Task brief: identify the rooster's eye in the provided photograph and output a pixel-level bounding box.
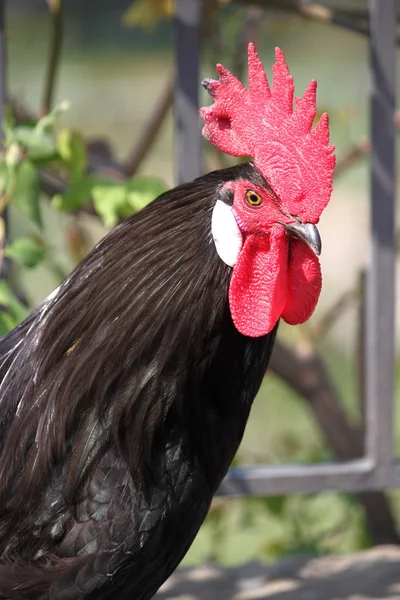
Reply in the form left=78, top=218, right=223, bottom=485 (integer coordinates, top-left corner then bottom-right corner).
left=245, top=190, right=262, bottom=206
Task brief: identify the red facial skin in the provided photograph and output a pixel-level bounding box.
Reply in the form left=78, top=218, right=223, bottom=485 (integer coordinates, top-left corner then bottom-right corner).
left=224, top=179, right=322, bottom=338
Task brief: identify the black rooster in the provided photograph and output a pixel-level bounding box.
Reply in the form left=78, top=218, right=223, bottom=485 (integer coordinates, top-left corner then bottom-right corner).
left=0, top=45, right=334, bottom=599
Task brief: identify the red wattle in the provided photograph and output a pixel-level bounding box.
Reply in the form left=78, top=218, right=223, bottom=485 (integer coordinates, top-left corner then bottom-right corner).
left=282, top=241, right=322, bottom=325
left=229, top=229, right=288, bottom=337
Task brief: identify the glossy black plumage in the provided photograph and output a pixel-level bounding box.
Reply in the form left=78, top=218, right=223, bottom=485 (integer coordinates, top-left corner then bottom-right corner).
left=0, top=163, right=277, bottom=599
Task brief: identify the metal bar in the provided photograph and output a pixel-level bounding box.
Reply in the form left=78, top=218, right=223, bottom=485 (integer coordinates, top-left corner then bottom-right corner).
left=358, top=270, right=367, bottom=433
left=217, top=459, right=400, bottom=497
left=174, top=0, right=202, bottom=185
left=364, top=0, right=397, bottom=481
left=217, top=460, right=375, bottom=496
left=390, top=463, right=400, bottom=482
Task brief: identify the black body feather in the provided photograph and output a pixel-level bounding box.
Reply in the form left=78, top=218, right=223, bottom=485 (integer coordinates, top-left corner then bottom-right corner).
left=0, top=163, right=277, bottom=599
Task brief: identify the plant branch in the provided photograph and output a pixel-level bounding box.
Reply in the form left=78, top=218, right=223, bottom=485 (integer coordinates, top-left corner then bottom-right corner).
left=41, top=0, right=64, bottom=117
left=66, top=217, right=88, bottom=265
left=231, top=6, right=266, bottom=77
left=333, top=109, right=400, bottom=180
left=230, top=0, right=400, bottom=44
left=122, top=72, right=174, bottom=177
left=230, top=1, right=370, bottom=36
left=38, top=170, right=98, bottom=218
left=269, top=339, right=400, bottom=545
left=306, top=205, right=400, bottom=343
left=334, top=138, right=371, bottom=179
left=297, top=3, right=369, bottom=37
left=357, top=270, right=366, bottom=432
left=270, top=340, right=363, bottom=458
left=310, top=284, right=360, bottom=341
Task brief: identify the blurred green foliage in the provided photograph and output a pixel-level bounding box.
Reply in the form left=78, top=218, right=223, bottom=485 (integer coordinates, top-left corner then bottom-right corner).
left=0, top=102, right=167, bottom=331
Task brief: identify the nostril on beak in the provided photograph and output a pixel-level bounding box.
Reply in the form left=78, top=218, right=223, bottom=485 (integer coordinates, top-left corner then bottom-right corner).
left=281, top=220, right=321, bottom=256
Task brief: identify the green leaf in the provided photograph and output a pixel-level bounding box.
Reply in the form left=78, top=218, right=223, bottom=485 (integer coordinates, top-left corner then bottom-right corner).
left=57, top=128, right=87, bottom=181
left=92, top=182, right=128, bottom=227
left=52, top=174, right=98, bottom=213
left=53, top=175, right=166, bottom=226
left=33, top=100, right=70, bottom=135
left=3, top=102, right=69, bottom=164
left=0, top=310, right=17, bottom=336
left=3, top=106, right=16, bottom=136
left=12, top=125, right=57, bottom=163
left=261, top=495, right=287, bottom=517
left=12, top=160, right=42, bottom=228
left=4, top=236, right=46, bottom=269
left=125, top=177, right=166, bottom=212
left=0, top=280, right=29, bottom=325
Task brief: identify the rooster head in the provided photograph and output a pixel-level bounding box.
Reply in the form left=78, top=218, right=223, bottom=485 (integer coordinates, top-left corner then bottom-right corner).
left=200, top=44, right=336, bottom=338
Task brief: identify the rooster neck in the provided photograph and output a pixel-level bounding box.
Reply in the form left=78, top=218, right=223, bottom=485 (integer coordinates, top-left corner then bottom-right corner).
left=181, top=318, right=278, bottom=492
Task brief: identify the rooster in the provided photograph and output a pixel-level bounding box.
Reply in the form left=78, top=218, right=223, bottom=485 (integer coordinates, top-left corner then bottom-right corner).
left=0, top=45, right=334, bottom=599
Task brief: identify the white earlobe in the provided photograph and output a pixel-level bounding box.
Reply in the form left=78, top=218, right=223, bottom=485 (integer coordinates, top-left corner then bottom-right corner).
left=211, top=200, right=243, bottom=268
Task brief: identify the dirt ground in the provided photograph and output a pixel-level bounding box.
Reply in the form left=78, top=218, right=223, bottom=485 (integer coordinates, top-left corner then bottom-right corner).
left=157, top=546, right=400, bottom=600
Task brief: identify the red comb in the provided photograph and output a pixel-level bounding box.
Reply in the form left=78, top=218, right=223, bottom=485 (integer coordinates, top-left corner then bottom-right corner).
left=200, top=44, right=335, bottom=223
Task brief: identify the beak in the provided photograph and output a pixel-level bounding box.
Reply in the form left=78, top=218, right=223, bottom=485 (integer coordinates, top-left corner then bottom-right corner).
left=282, top=219, right=321, bottom=256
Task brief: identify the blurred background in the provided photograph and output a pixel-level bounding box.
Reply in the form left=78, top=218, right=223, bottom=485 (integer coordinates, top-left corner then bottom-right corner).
left=4, top=0, right=400, bottom=567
